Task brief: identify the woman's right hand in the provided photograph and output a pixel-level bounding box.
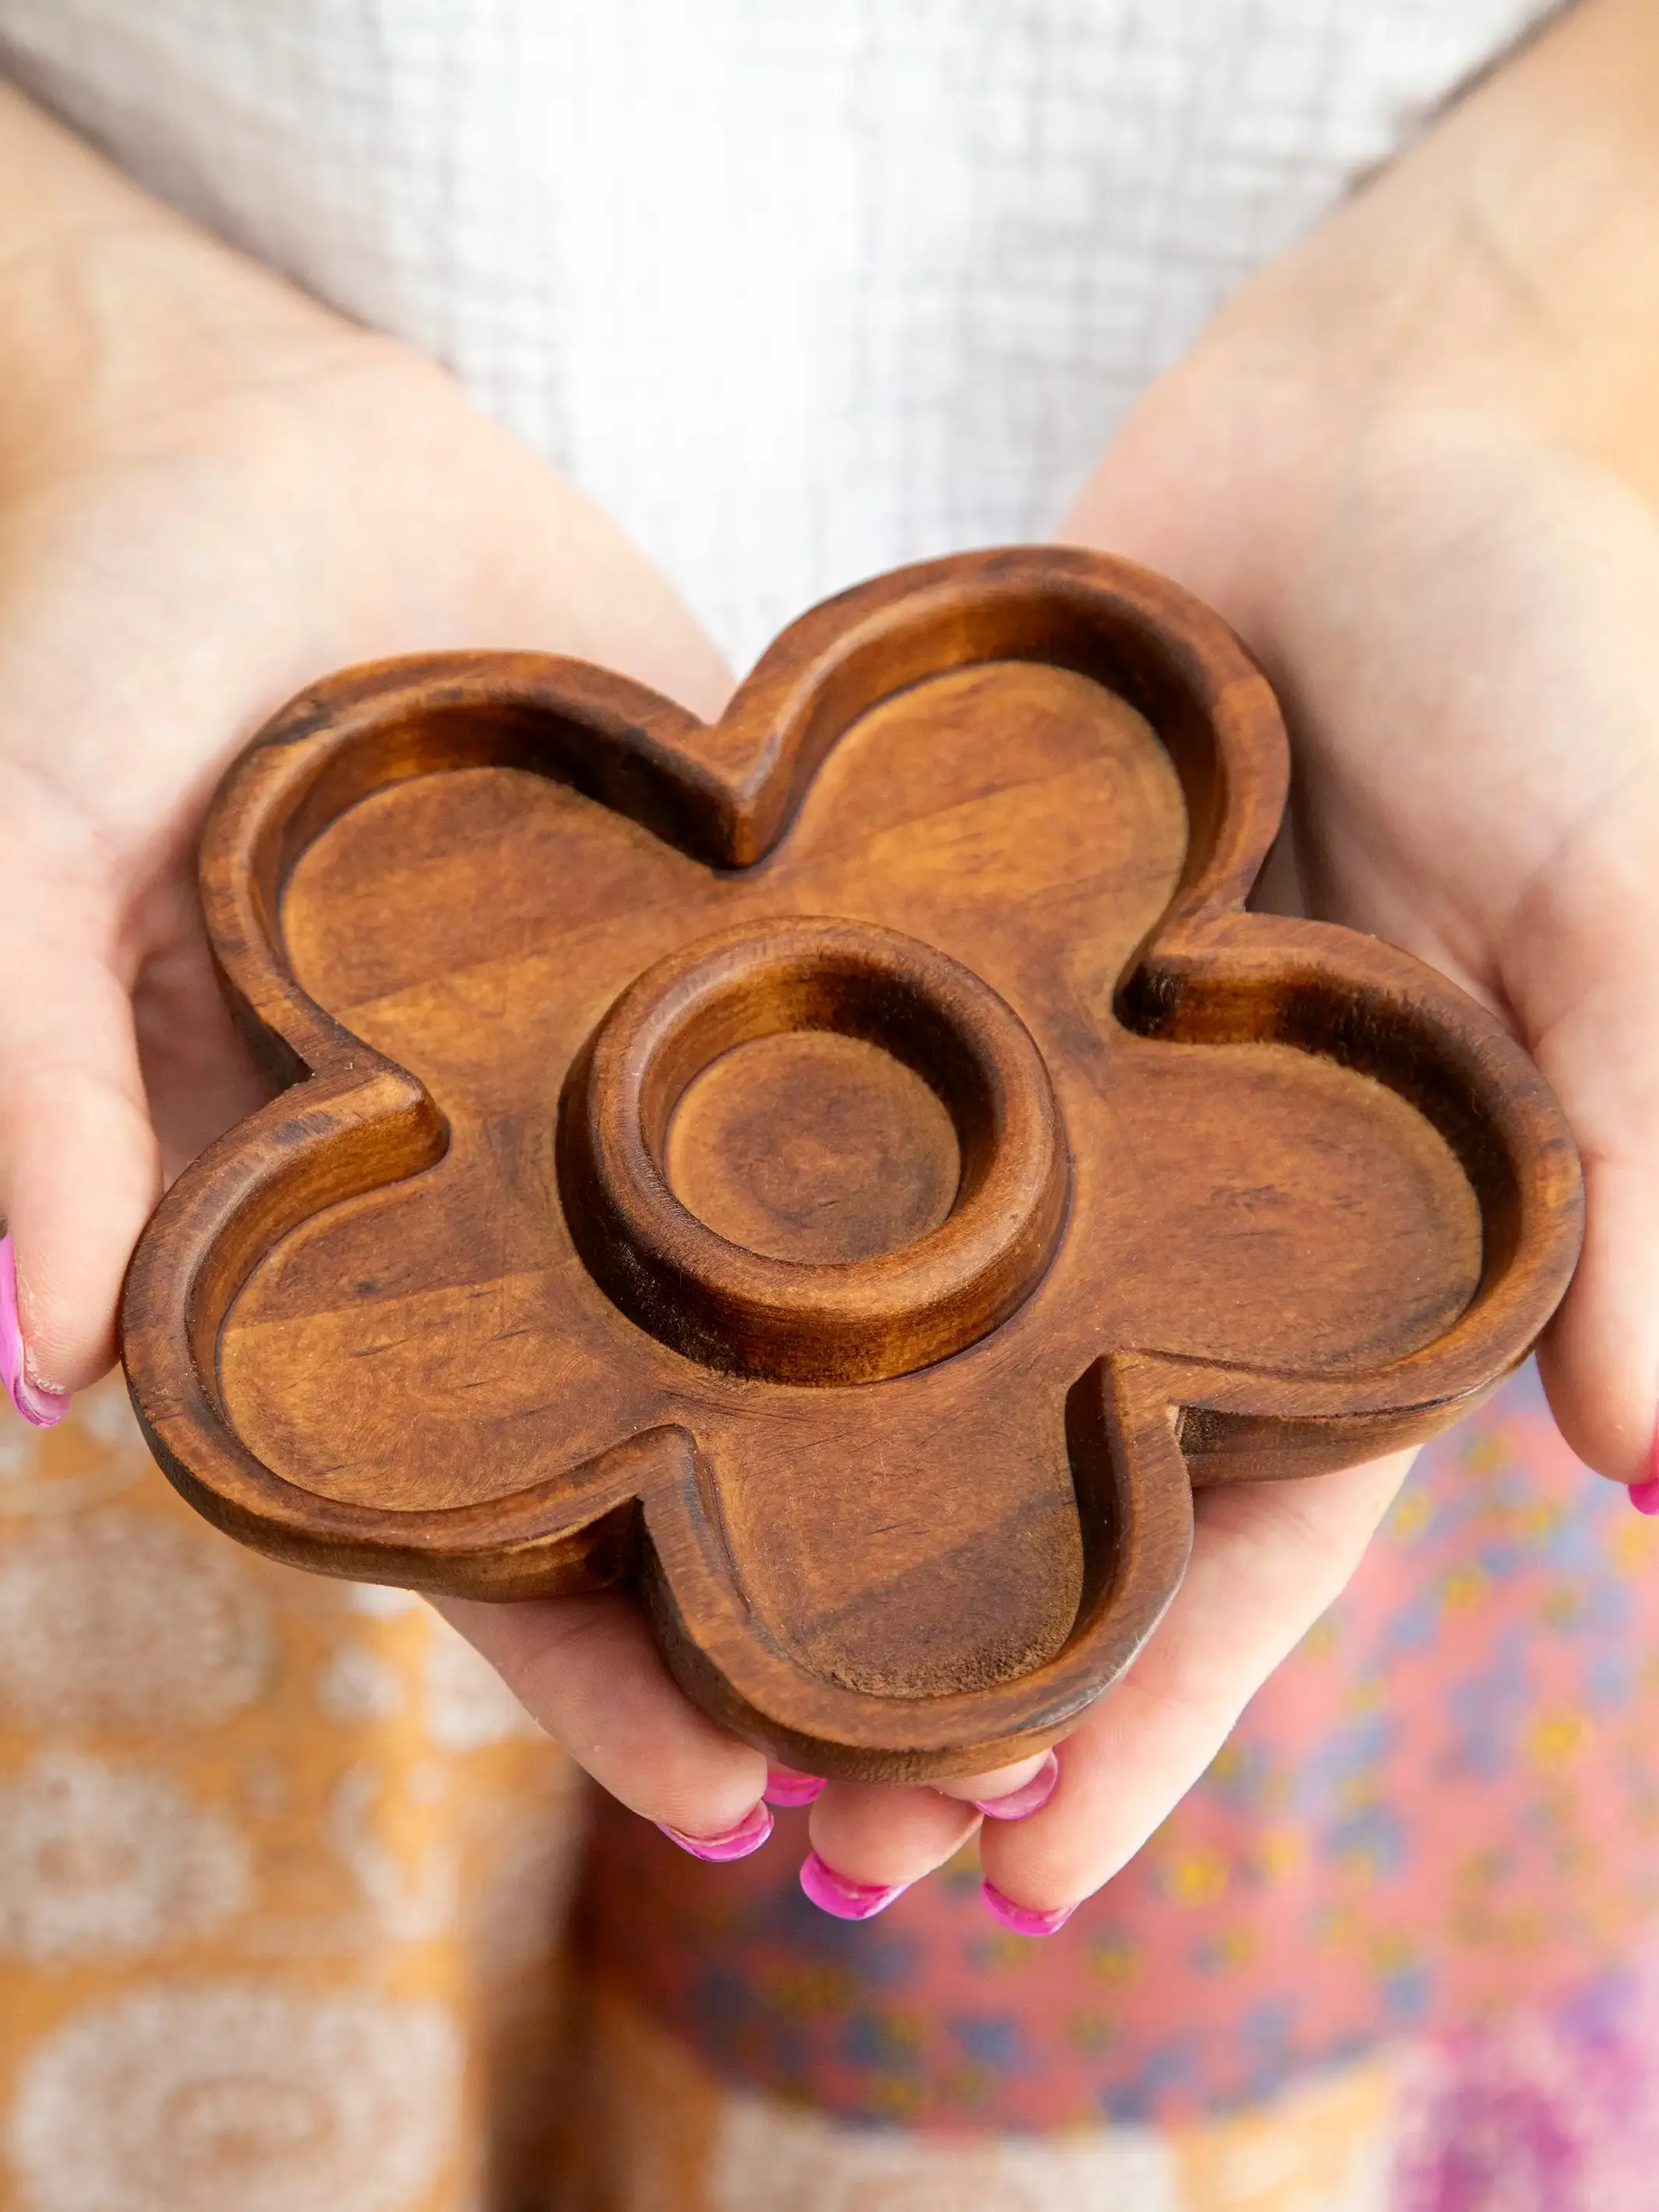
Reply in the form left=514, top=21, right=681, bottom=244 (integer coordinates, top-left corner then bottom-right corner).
left=0, top=79, right=831, bottom=1851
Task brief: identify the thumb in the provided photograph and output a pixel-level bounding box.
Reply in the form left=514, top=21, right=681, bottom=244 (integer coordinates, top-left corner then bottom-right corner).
left=1529, top=979, right=1659, bottom=1497
left=1536, top=1149, right=1659, bottom=1496
left=0, top=914, right=159, bottom=1419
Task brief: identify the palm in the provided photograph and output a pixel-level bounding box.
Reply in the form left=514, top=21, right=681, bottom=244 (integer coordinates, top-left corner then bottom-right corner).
left=847, top=382, right=1659, bottom=1921
left=0, top=327, right=794, bottom=1872
left=0, top=456, right=316, bottom=1170
left=1294, top=452, right=1659, bottom=1491
left=1069, top=382, right=1659, bottom=1503
left=0, top=343, right=731, bottom=1395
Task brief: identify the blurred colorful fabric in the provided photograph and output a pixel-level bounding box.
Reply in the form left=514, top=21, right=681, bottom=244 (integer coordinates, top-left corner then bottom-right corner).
left=582, top=1364, right=1659, bottom=2133
left=4, top=1365, right=1658, bottom=2210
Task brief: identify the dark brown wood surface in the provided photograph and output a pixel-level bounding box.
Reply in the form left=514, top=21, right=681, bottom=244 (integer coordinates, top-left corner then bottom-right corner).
left=120, top=548, right=1584, bottom=1781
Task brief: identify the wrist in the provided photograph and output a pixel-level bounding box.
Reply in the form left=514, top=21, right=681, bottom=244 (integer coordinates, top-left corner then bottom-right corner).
left=1199, top=0, right=1659, bottom=506
left=1068, top=0, right=1659, bottom=649
left=0, top=80, right=369, bottom=492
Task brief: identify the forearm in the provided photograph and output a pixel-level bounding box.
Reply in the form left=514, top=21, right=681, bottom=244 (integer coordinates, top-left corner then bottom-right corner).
left=0, top=78, right=367, bottom=491
left=1068, top=0, right=1659, bottom=662
left=1210, top=0, right=1659, bottom=489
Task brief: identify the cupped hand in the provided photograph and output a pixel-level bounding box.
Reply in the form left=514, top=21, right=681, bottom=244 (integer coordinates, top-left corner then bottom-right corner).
left=873, top=136, right=1659, bottom=1928
left=0, top=115, right=804, bottom=1851
left=785, top=0, right=1659, bottom=1924
left=0, top=300, right=731, bottom=1399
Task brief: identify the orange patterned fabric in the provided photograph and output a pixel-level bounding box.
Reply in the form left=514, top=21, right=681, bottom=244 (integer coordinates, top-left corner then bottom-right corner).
left=8, top=1370, right=1659, bottom=2212
left=0, top=1376, right=583, bottom=2212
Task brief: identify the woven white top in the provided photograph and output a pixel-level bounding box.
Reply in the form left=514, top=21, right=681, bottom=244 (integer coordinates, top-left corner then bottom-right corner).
left=0, top=0, right=1548, bottom=665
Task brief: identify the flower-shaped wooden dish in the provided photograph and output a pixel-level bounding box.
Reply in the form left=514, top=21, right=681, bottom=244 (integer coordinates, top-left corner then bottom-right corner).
left=122, top=548, right=1583, bottom=1781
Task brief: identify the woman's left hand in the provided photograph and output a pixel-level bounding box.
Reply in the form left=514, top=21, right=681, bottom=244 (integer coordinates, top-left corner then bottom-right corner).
left=788, top=0, right=1659, bottom=1928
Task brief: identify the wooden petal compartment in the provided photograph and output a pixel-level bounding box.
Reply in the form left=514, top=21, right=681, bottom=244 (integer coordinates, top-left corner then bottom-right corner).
left=121, top=548, right=1583, bottom=1780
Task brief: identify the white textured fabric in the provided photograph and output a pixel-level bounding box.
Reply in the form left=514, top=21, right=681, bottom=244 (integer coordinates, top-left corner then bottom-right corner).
left=0, top=0, right=1551, bottom=666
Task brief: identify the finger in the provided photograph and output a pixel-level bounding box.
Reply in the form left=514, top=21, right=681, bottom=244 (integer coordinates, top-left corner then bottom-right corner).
left=793, top=1750, right=1057, bottom=1923
left=931, top=1749, right=1058, bottom=1818
left=979, top=1450, right=1414, bottom=1928
left=1521, top=933, right=1659, bottom=1486
left=0, top=913, right=159, bottom=1410
left=800, top=1779, right=981, bottom=1919
left=1521, top=962, right=1659, bottom=1489
left=435, top=1590, right=770, bottom=1855
left=762, top=1761, right=829, bottom=1809
left=1538, top=1147, right=1659, bottom=1492
left=129, top=872, right=276, bottom=1178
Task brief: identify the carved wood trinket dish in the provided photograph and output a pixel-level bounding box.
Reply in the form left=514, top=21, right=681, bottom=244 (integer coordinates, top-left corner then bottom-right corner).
left=121, top=548, right=1584, bottom=1781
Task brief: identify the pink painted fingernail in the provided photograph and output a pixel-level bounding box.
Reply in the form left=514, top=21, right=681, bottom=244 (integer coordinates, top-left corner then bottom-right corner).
left=656, top=1799, right=773, bottom=1862
left=981, top=1879, right=1076, bottom=1936
left=1632, top=1421, right=1659, bottom=1512
left=0, top=1235, right=66, bottom=1428
left=970, top=1750, right=1059, bottom=1821
left=799, top=1851, right=911, bottom=1921
left=764, top=1766, right=826, bottom=1809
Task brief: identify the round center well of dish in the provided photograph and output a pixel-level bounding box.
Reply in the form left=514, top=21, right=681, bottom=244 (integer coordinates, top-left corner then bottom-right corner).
left=558, top=917, right=1068, bottom=1383
left=665, top=1030, right=962, bottom=1264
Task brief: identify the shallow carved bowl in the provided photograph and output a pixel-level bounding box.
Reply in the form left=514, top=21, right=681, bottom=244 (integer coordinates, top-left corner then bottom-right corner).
left=121, top=548, right=1583, bottom=1780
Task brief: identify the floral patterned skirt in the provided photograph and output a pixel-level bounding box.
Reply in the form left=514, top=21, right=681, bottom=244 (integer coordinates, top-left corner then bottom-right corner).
left=2, top=1365, right=1656, bottom=2211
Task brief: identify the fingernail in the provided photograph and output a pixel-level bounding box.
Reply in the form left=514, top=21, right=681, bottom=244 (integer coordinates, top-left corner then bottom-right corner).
left=656, top=1799, right=773, bottom=1862
left=764, top=1766, right=826, bottom=1809
left=1633, top=1420, right=1659, bottom=1513
left=0, top=1235, right=66, bottom=1428
left=799, top=1850, right=910, bottom=1921
left=970, top=1750, right=1059, bottom=1821
left=981, top=1879, right=1076, bottom=1937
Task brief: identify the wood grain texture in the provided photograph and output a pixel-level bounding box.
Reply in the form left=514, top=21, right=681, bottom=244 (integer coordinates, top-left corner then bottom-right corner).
left=119, top=547, right=1584, bottom=1781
